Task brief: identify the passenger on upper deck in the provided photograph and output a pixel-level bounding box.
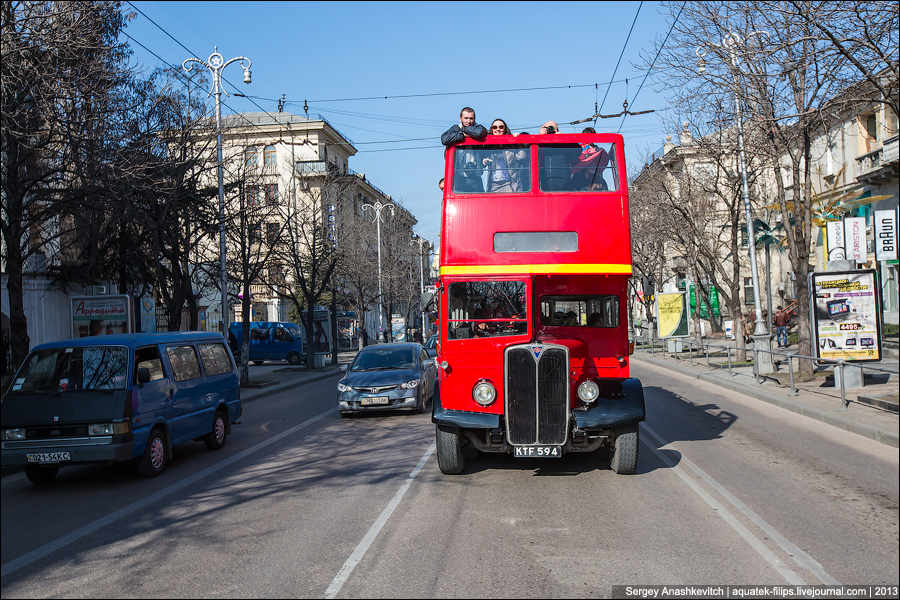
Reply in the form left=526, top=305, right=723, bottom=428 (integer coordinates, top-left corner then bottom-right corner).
left=539, top=120, right=559, bottom=134
left=483, top=118, right=527, bottom=193
left=441, top=107, right=488, bottom=146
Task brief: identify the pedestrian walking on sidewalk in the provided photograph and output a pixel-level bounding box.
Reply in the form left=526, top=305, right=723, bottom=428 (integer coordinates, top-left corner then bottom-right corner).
left=774, top=306, right=788, bottom=348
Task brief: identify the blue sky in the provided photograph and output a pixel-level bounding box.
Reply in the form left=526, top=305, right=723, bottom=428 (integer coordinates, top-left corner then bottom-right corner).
left=122, top=1, right=677, bottom=249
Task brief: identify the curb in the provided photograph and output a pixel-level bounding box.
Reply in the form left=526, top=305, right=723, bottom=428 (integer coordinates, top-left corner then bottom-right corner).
left=633, top=354, right=900, bottom=449
left=242, top=368, right=341, bottom=403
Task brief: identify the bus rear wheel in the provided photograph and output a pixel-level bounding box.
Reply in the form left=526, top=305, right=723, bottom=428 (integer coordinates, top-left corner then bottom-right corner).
left=435, top=426, right=464, bottom=474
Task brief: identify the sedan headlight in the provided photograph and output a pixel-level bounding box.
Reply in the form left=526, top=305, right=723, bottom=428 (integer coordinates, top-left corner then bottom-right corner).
left=472, top=380, right=496, bottom=406
left=400, top=379, right=419, bottom=389
left=337, top=382, right=352, bottom=393
left=3, top=428, right=26, bottom=441
left=89, top=422, right=129, bottom=436
left=577, top=380, right=600, bottom=404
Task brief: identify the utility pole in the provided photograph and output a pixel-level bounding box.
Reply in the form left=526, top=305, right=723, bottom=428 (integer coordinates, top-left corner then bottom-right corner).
left=410, top=235, right=429, bottom=342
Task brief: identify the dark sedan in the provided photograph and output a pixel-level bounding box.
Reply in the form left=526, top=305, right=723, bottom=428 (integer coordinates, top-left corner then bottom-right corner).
left=337, top=343, right=437, bottom=416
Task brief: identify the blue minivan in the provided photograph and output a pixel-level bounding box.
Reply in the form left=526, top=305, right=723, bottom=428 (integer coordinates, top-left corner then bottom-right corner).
left=228, top=321, right=304, bottom=365
left=1, top=332, right=242, bottom=485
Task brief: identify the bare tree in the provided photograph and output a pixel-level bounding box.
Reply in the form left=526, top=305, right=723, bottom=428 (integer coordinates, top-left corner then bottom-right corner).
left=2, top=0, right=132, bottom=367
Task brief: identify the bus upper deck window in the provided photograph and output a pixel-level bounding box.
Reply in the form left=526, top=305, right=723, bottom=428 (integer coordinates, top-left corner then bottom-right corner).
left=453, top=146, right=531, bottom=194
left=539, top=143, right=618, bottom=192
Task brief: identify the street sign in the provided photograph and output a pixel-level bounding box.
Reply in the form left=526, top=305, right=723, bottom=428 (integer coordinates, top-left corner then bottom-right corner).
left=843, top=217, right=866, bottom=262
left=825, top=221, right=845, bottom=260
left=874, top=208, right=897, bottom=261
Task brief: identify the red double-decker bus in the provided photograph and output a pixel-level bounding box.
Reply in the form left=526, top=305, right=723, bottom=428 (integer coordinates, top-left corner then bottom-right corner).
left=432, top=131, right=645, bottom=474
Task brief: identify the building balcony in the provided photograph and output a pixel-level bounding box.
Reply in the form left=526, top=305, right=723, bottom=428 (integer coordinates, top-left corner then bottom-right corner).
left=857, top=135, right=899, bottom=185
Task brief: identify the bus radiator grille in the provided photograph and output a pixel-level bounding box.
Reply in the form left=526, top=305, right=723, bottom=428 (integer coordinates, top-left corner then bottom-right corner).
left=504, top=345, right=569, bottom=446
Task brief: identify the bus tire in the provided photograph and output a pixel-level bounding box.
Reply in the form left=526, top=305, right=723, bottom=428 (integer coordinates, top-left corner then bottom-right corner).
left=610, top=426, right=639, bottom=475
left=25, top=466, right=59, bottom=486
left=435, top=426, right=464, bottom=474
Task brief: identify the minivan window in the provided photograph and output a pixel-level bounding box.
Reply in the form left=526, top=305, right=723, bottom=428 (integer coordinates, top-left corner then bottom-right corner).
left=273, top=327, right=294, bottom=342
left=250, top=328, right=269, bottom=341
left=166, top=346, right=202, bottom=382
left=11, top=346, right=128, bottom=393
left=198, top=343, right=233, bottom=376
left=135, top=346, right=166, bottom=383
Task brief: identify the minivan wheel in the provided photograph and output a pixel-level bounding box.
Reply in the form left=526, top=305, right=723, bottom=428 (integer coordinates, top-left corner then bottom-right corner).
left=435, top=426, right=465, bottom=474
left=25, top=466, right=59, bottom=486
left=287, top=352, right=301, bottom=365
left=205, top=411, right=227, bottom=450
left=137, top=428, right=167, bottom=477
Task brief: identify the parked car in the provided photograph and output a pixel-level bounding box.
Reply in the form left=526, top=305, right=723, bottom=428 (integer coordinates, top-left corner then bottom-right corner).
left=423, top=333, right=438, bottom=358
left=1, top=332, right=242, bottom=485
left=228, top=321, right=303, bottom=365
left=337, top=343, right=436, bottom=416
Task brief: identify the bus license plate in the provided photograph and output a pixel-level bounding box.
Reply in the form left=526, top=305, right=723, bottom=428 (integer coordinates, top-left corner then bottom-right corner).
left=513, top=446, right=562, bottom=458
left=26, top=452, right=71, bottom=464
left=360, top=397, right=390, bottom=406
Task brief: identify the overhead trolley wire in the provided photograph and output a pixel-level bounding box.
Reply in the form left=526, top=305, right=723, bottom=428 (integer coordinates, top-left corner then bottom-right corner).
left=617, top=1, right=686, bottom=133
left=596, top=1, right=643, bottom=127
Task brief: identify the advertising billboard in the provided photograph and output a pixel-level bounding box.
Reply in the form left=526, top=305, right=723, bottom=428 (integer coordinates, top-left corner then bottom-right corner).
left=71, top=295, right=132, bottom=338
left=656, top=292, right=689, bottom=338
left=810, top=270, right=882, bottom=362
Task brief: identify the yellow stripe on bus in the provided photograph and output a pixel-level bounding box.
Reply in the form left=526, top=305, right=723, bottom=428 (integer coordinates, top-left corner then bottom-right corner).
left=439, top=264, right=633, bottom=276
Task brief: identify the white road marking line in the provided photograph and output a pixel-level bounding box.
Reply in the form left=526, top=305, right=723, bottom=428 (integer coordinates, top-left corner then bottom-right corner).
left=1, top=408, right=335, bottom=579
left=639, top=423, right=807, bottom=585
left=324, top=443, right=436, bottom=599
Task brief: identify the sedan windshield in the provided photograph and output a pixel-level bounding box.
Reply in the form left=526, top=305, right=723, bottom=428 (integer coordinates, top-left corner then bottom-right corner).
left=11, top=346, right=128, bottom=393
left=352, top=347, right=416, bottom=370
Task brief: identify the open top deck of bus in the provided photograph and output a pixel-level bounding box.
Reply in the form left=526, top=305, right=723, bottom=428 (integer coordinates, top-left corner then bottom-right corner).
left=440, top=132, right=632, bottom=277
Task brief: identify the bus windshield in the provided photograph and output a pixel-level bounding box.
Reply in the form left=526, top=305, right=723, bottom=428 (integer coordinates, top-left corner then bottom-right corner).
left=447, top=281, right=528, bottom=339
left=539, top=143, right=618, bottom=192
left=453, top=145, right=531, bottom=194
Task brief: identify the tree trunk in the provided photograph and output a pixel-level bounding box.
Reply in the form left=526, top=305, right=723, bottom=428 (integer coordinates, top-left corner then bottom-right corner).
left=6, top=247, right=30, bottom=371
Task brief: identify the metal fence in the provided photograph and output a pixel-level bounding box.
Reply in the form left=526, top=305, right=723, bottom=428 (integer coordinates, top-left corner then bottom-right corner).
left=637, top=336, right=898, bottom=409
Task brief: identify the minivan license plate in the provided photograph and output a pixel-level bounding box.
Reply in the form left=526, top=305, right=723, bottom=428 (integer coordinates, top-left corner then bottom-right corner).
left=26, top=452, right=71, bottom=464
left=513, top=446, right=562, bottom=458
left=360, top=396, right=390, bottom=406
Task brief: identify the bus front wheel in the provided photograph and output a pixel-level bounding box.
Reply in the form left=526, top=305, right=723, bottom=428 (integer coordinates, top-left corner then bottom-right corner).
left=610, top=426, right=639, bottom=474
left=435, top=426, right=464, bottom=474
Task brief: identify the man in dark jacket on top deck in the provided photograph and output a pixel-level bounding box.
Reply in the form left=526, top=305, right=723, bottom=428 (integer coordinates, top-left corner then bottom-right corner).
left=441, top=107, right=488, bottom=146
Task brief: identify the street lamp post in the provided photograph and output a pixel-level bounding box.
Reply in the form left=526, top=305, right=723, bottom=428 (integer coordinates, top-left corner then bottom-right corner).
left=361, top=200, right=395, bottom=343
left=410, top=235, right=429, bottom=342
left=183, top=47, right=252, bottom=335
left=697, top=31, right=774, bottom=375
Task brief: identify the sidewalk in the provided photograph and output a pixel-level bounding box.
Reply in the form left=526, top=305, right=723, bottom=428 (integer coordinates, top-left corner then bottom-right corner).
left=632, top=348, right=899, bottom=448
left=239, top=351, right=354, bottom=402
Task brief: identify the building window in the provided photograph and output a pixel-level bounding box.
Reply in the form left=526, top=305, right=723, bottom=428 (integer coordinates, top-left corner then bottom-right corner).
left=865, top=114, right=877, bottom=140
left=264, top=144, right=277, bottom=167
left=268, top=263, right=284, bottom=283
left=245, top=147, right=258, bottom=168
left=744, top=277, right=754, bottom=305
left=266, top=222, right=280, bottom=245
left=244, top=185, right=260, bottom=207
left=264, top=183, right=278, bottom=206
left=249, top=223, right=262, bottom=244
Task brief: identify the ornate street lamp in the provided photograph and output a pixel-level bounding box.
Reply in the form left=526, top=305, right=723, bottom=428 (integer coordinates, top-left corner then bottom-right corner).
left=361, top=200, right=395, bottom=342
left=183, top=47, right=252, bottom=334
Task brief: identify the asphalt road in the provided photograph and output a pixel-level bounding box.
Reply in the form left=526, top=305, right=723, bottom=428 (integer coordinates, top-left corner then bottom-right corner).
left=1, top=361, right=897, bottom=598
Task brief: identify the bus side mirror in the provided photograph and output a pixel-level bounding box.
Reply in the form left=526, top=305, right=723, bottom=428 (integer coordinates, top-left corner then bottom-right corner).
left=138, top=367, right=151, bottom=384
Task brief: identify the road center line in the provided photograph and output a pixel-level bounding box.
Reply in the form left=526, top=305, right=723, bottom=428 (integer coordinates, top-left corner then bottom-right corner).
left=324, top=443, right=436, bottom=599
left=641, top=422, right=842, bottom=585
left=1, top=407, right=335, bottom=579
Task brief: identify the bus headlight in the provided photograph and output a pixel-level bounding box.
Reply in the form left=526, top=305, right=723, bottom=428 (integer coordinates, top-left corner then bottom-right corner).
left=577, top=380, right=600, bottom=404
left=472, top=380, right=496, bottom=406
